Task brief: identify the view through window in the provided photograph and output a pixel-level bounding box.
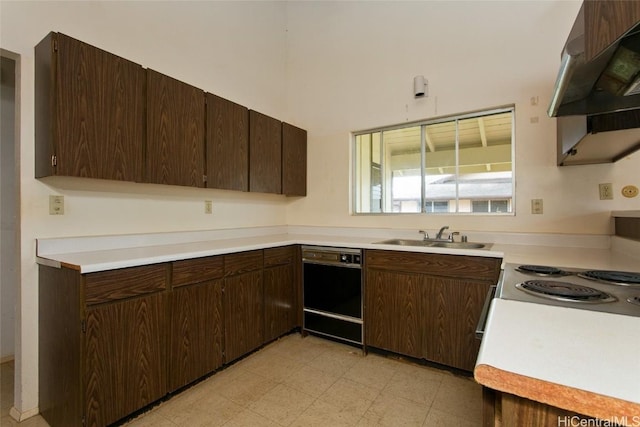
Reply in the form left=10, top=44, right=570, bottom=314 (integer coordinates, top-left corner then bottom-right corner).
left=353, top=107, right=514, bottom=214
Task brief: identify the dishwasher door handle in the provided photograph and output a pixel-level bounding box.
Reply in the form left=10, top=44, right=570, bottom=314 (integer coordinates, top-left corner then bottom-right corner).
left=475, top=285, right=497, bottom=339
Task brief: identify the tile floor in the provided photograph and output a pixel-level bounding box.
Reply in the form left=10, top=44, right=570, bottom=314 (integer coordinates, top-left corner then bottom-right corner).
left=1, top=334, right=482, bottom=427
left=1, top=361, right=49, bottom=427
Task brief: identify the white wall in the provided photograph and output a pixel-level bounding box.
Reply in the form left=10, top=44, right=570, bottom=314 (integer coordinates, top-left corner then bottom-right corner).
left=284, top=1, right=640, bottom=234
left=0, top=0, right=291, bottom=416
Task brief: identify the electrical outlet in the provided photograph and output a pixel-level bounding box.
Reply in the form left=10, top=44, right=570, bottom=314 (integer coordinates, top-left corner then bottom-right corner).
left=531, top=199, right=543, bottom=214
left=599, top=183, right=613, bottom=200
left=49, top=195, right=64, bottom=215
left=621, top=185, right=639, bottom=198
left=204, top=200, right=213, bottom=214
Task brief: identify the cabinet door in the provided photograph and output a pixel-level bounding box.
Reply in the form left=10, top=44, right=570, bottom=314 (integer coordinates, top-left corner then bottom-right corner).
left=224, top=270, right=264, bottom=362
left=146, top=69, right=205, bottom=187
left=169, top=279, right=223, bottom=392
left=365, top=269, right=423, bottom=358
left=264, top=263, right=294, bottom=342
left=84, top=293, right=167, bottom=427
left=249, top=110, right=282, bottom=194
left=584, top=1, right=640, bottom=61
left=282, top=122, right=307, bottom=196
left=206, top=93, right=249, bottom=191
left=423, top=277, right=490, bottom=371
left=36, top=32, right=145, bottom=180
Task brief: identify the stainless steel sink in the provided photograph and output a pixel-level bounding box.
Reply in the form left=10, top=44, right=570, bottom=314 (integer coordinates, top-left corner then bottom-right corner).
left=374, top=239, right=490, bottom=250
left=374, top=238, right=431, bottom=247
left=428, top=241, right=488, bottom=249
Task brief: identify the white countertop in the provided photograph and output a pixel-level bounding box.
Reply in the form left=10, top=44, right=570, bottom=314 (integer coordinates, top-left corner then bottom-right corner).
left=36, top=226, right=640, bottom=273
left=476, top=299, right=640, bottom=405
left=38, top=230, right=507, bottom=273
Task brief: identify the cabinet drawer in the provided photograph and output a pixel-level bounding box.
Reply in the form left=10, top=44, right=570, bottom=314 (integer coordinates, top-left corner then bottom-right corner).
left=224, top=250, right=263, bottom=276
left=172, top=256, right=224, bottom=287
left=264, top=246, right=293, bottom=267
left=365, top=249, right=501, bottom=281
left=85, top=264, right=168, bottom=305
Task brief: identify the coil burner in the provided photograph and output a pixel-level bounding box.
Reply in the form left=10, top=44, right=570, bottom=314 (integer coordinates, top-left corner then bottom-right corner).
left=578, top=270, right=640, bottom=287
left=516, top=280, right=617, bottom=303
left=516, top=265, right=570, bottom=277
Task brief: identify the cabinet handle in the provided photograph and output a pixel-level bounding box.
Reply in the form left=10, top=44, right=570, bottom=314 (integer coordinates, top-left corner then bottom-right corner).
left=475, top=284, right=497, bottom=339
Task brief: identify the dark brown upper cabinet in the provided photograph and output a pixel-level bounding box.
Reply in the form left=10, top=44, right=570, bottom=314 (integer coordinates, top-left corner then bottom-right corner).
left=249, top=110, right=282, bottom=194
left=146, top=69, right=205, bottom=187
left=35, top=32, right=146, bottom=181
left=206, top=94, right=249, bottom=191
left=584, top=0, right=640, bottom=62
left=282, top=122, right=307, bottom=197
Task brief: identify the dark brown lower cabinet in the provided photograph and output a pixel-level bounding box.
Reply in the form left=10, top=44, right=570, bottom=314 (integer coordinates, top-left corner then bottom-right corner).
left=423, top=276, right=490, bottom=370
left=39, top=266, right=82, bottom=427
left=169, top=279, right=223, bottom=392
left=169, top=256, right=224, bottom=392
left=39, top=263, right=169, bottom=427
left=223, top=250, right=264, bottom=362
left=39, top=246, right=298, bottom=427
left=264, top=246, right=295, bottom=342
left=365, top=269, right=423, bottom=358
left=85, top=293, right=167, bottom=426
left=364, top=250, right=501, bottom=372
left=484, top=389, right=609, bottom=426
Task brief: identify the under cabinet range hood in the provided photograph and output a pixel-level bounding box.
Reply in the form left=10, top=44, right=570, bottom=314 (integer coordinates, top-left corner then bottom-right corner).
left=549, top=3, right=640, bottom=165
left=548, top=7, right=640, bottom=117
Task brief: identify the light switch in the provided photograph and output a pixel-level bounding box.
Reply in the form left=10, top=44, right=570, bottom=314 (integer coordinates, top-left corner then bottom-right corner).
left=49, top=195, right=64, bottom=215
left=599, top=183, right=613, bottom=200
left=531, top=199, right=543, bottom=214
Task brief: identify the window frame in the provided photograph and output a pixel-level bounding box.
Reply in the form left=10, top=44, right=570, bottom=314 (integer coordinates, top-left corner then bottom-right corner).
left=351, top=105, right=516, bottom=216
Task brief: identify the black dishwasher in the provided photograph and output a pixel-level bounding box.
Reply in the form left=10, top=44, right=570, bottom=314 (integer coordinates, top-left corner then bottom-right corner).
left=302, top=246, right=362, bottom=345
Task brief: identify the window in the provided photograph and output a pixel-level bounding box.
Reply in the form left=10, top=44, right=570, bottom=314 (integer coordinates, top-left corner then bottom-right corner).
left=353, top=107, right=514, bottom=214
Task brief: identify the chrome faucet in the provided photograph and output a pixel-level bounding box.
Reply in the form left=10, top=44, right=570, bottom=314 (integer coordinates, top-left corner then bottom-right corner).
left=418, top=230, right=429, bottom=240
left=435, top=226, right=449, bottom=240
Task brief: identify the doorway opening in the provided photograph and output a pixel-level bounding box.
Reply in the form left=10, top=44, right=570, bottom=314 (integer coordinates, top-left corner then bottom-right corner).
left=1, top=49, right=20, bottom=420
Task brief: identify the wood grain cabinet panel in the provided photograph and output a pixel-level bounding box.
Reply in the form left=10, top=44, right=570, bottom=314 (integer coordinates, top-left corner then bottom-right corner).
left=172, top=256, right=224, bottom=287
left=84, top=292, right=167, bottom=427
left=485, top=390, right=605, bottom=426
left=85, top=264, right=167, bottom=305
left=423, top=276, right=490, bottom=371
left=364, top=249, right=501, bottom=372
left=264, top=245, right=294, bottom=267
left=264, top=246, right=295, bottom=342
left=40, top=264, right=170, bottom=427
left=223, top=251, right=264, bottom=362
left=282, top=122, right=307, bottom=197
left=223, top=269, right=264, bottom=362
left=249, top=110, right=282, bottom=194
left=206, top=93, right=249, bottom=191
left=39, top=266, right=83, bottom=427
left=264, top=264, right=294, bottom=342
left=584, top=0, right=640, bottom=61
left=146, top=69, right=205, bottom=187
left=224, top=250, right=263, bottom=276
left=35, top=32, right=145, bottom=181
left=169, top=279, right=223, bottom=392
left=365, top=269, right=423, bottom=358
left=365, top=249, right=500, bottom=281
